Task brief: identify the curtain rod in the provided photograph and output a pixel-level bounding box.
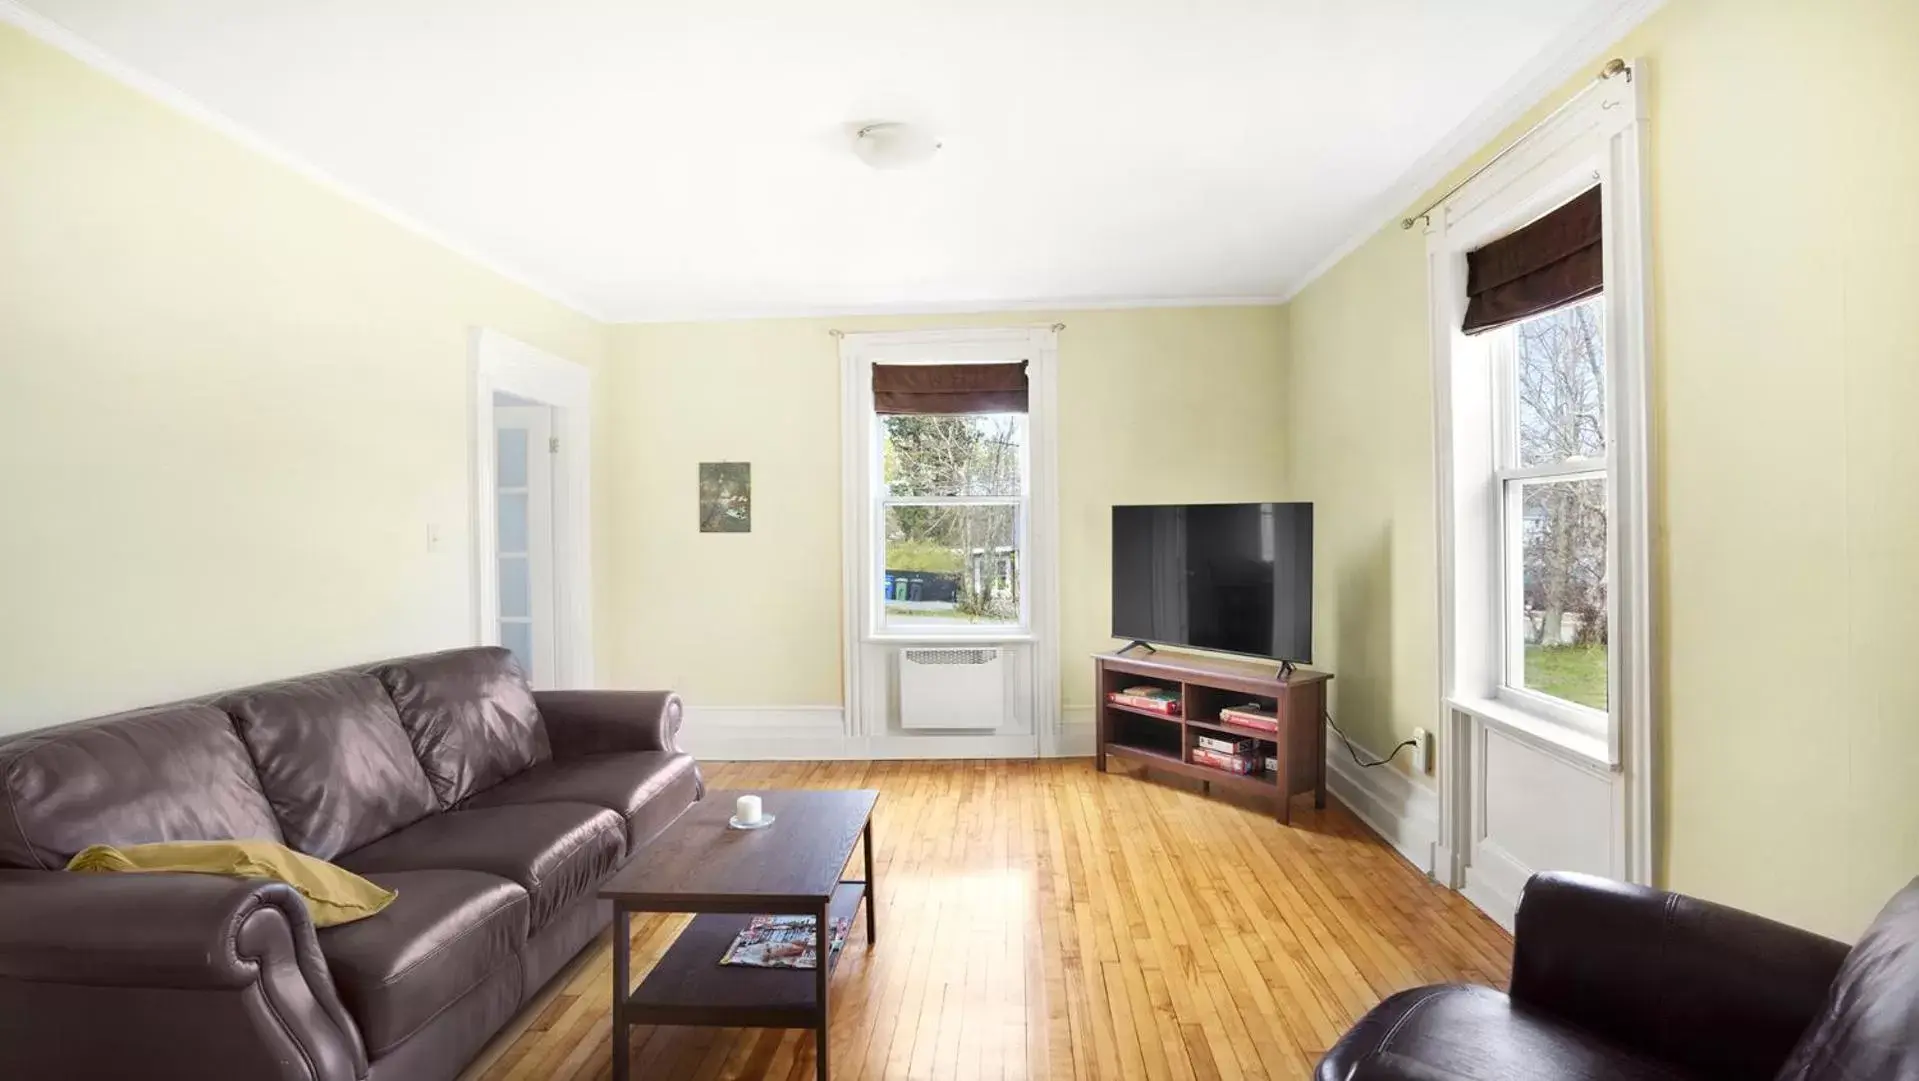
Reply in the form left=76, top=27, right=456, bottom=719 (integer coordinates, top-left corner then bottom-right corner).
left=1401, top=58, right=1631, bottom=231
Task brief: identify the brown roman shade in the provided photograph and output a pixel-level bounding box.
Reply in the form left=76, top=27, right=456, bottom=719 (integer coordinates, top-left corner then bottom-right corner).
left=873, top=361, right=1029, bottom=414
left=1463, top=185, right=1603, bottom=335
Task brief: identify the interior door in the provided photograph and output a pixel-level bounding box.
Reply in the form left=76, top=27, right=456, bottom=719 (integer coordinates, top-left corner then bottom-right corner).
left=494, top=403, right=556, bottom=686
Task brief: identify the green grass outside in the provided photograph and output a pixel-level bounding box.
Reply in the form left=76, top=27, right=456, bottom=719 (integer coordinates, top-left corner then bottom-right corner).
left=1524, top=645, right=1608, bottom=710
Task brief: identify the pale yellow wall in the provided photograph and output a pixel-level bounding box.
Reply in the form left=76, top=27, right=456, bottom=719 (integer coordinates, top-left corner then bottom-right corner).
left=601, top=307, right=1290, bottom=707
left=1283, top=0, right=1919, bottom=939
left=0, top=23, right=608, bottom=730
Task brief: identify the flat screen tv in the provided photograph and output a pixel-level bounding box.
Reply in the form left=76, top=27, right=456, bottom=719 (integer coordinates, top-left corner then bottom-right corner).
left=1111, top=502, right=1313, bottom=664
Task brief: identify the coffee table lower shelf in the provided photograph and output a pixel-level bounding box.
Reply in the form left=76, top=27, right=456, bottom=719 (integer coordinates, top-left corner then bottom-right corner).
left=623, top=881, right=868, bottom=1030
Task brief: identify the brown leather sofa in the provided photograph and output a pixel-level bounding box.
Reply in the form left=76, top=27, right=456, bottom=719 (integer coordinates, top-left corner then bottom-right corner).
left=0, top=646, right=703, bottom=1081
left=1319, top=871, right=1919, bottom=1081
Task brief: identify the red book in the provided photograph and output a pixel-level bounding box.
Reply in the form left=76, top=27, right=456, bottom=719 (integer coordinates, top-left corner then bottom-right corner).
left=1108, top=690, right=1181, bottom=715
left=1189, top=746, right=1259, bottom=775
left=1219, top=704, right=1279, bottom=731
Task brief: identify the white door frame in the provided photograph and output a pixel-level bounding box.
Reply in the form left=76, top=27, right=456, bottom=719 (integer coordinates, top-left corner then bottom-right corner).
left=470, top=328, right=593, bottom=688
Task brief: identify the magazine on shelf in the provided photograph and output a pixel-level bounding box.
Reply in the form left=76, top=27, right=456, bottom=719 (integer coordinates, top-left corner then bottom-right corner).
left=719, top=915, right=852, bottom=970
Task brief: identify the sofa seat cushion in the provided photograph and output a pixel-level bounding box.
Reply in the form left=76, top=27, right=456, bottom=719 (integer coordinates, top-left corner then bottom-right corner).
left=458, top=751, right=700, bottom=850
left=338, top=802, right=624, bottom=931
left=220, top=670, right=439, bottom=860
left=0, top=703, right=284, bottom=870
left=317, top=870, right=528, bottom=1058
left=1316, top=985, right=1696, bottom=1081
left=369, top=647, right=551, bottom=807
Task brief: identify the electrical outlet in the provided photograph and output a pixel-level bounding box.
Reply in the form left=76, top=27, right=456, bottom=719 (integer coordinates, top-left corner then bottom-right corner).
left=1412, top=726, right=1432, bottom=774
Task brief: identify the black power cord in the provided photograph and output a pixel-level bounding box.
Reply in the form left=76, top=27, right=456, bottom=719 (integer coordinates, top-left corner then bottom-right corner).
left=1324, top=708, right=1417, bottom=769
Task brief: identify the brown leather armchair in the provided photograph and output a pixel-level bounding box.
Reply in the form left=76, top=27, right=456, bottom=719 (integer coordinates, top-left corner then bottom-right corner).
left=1319, top=871, right=1919, bottom=1081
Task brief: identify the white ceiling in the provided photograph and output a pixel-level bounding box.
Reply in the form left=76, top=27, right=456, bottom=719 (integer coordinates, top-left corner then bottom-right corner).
left=12, top=1, right=1646, bottom=322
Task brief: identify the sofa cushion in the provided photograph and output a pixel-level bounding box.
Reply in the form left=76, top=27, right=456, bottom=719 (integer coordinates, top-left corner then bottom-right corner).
left=458, top=751, right=700, bottom=850
left=1315, top=985, right=1693, bottom=1081
left=317, top=869, right=528, bottom=1058
left=338, top=802, right=624, bottom=931
left=220, top=670, right=438, bottom=860
left=1775, top=877, right=1919, bottom=1081
left=369, top=647, right=550, bottom=807
left=0, top=703, right=283, bottom=870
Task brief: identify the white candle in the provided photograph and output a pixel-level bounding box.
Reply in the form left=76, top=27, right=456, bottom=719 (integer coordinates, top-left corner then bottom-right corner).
left=736, top=794, right=762, bottom=825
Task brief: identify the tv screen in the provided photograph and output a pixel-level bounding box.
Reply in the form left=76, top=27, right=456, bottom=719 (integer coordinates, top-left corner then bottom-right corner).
left=1111, top=502, right=1313, bottom=663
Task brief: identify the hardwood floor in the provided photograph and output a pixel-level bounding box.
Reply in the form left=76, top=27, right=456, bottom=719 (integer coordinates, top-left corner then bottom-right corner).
left=463, top=759, right=1510, bottom=1081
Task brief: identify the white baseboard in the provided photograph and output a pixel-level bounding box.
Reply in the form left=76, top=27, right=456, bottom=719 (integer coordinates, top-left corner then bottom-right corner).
left=1461, top=838, right=1529, bottom=932
left=677, top=707, right=850, bottom=761
left=1052, top=706, right=1096, bottom=758
left=1324, top=726, right=1441, bottom=878
left=677, top=705, right=1096, bottom=762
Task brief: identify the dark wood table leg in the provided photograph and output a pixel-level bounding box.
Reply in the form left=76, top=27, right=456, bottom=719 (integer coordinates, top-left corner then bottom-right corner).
left=1314, top=689, right=1328, bottom=810
left=612, top=903, right=630, bottom=1081
left=815, top=900, right=831, bottom=1081
left=862, top=819, right=876, bottom=945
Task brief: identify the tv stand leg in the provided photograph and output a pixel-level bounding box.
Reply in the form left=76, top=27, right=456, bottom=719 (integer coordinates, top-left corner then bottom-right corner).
left=1118, top=640, right=1158, bottom=656
left=1275, top=661, right=1295, bottom=681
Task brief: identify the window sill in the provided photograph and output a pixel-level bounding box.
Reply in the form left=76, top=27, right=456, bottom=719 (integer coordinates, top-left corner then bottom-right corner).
left=867, top=631, right=1034, bottom=645
left=1446, top=694, right=1615, bottom=770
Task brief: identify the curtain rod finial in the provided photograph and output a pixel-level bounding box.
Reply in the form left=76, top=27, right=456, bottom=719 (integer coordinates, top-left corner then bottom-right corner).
left=1601, top=58, right=1628, bottom=80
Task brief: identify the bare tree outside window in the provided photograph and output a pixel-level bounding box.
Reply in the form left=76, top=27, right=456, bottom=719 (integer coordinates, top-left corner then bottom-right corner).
left=1505, top=297, right=1608, bottom=711
left=880, top=414, right=1024, bottom=626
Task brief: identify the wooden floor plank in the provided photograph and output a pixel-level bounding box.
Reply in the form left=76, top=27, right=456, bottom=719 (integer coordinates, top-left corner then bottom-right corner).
left=459, top=758, right=1509, bottom=1081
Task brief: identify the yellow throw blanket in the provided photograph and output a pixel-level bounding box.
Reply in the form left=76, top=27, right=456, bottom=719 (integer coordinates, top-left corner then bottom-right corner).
left=67, top=840, right=397, bottom=927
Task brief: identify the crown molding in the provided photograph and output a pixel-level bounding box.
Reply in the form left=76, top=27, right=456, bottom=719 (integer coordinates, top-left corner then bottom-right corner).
left=606, top=293, right=1287, bottom=326
left=1276, top=0, right=1668, bottom=303
left=0, top=0, right=607, bottom=323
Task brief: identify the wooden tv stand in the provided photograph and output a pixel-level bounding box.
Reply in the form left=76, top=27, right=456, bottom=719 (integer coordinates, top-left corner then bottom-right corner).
left=1094, top=649, right=1332, bottom=824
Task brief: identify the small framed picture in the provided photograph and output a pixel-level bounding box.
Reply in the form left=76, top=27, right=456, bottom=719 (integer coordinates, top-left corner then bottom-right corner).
left=699, top=462, right=751, bottom=533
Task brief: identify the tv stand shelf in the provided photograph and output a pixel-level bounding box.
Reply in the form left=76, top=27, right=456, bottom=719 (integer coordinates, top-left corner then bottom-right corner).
left=1094, top=649, right=1332, bottom=824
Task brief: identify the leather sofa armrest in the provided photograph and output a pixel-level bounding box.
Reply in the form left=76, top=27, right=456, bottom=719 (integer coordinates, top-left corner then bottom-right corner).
left=1510, top=872, right=1849, bottom=1079
left=1346, top=1052, right=1478, bottom=1081
left=0, top=869, right=366, bottom=1080
left=536, top=689, right=684, bottom=757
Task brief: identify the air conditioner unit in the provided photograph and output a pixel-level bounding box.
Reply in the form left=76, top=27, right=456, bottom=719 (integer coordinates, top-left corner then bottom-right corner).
left=898, top=648, right=1007, bottom=730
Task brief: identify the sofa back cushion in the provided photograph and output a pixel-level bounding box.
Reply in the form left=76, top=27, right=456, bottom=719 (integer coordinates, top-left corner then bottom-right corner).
left=0, top=703, right=283, bottom=869
left=368, top=647, right=550, bottom=806
left=1776, top=877, right=1919, bottom=1081
left=220, top=671, right=438, bottom=860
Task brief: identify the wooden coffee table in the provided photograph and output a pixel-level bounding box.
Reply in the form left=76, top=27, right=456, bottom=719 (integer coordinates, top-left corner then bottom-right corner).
left=600, top=788, right=878, bottom=1081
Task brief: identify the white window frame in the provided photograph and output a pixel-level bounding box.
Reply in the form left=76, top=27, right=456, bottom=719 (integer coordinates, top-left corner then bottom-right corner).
left=873, top=412, right=1031, bottom=635
left=1428, top=61, right=1655, bottom=884
left=838, top=327, right=1062, bottom=743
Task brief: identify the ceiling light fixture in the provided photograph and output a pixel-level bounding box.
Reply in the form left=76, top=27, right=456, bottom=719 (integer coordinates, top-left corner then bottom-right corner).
left=851, top=122, right=941, bottom=170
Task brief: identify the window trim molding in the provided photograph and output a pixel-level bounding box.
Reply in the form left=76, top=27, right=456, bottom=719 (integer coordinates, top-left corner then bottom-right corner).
left=838, top=326, right=1062, bottom=749
left=1427, top=62, right=1655, bottom=888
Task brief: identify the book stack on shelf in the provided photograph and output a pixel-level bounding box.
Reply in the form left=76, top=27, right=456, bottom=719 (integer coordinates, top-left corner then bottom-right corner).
left=1190, top=732, right=1261, bottom=775
left=1106, top=684, right=1181, bottom=715
left=1218, top=702, right=1280, bottom=732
